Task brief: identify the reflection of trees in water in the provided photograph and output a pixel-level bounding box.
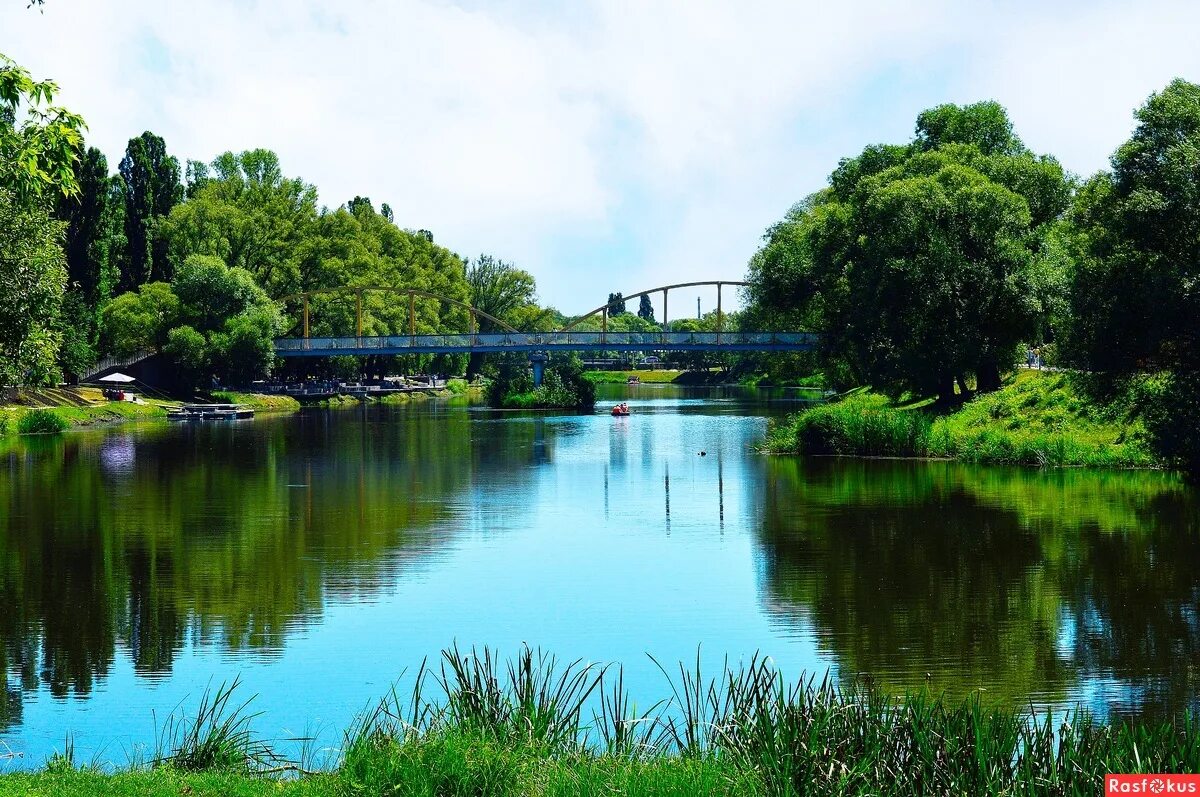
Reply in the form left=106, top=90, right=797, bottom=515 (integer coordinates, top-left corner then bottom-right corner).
left=0, top=407, right=558, bottom=725
left=757, top=458, right=1200, bottom=715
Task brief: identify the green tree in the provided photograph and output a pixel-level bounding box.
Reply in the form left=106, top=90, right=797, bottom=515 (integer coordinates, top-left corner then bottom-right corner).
left=1065, top=80, right=1200, bottom=476
left=162, top=325, right=207, bottom=386
left=466, top=254, right=537, bottom=330
left=637, top=293, right=656, bottom=322
left=118, top=131, right=181, bottom=290
left=606, top=291, right=627, bottom=314
left=0, top=52, right=86, bottom=204
left=55, top=147, right=111, bottom=305
left=100, top=282, right=180, bottom=357
left=207, top=307, right=280, bottom=385
left=747, top=102, right=1069, bottom=403
left=162, top=150, right=317, bottom=297
left=172, top=255, right=271, bottom=333
left=0, top=189, right=67, bottom=385
left=1067, top=79, right=1200, bottom=376
left=166, top=255, right=283, bottom=386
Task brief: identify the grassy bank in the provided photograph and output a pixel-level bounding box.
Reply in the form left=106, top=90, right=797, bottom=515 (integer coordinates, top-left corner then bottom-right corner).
left=1, top=646, right=1196, bottom=797
left=765, top=371, right=1156, bottom=467
left=210, top=391, right=302, bottom=412
left=2, top=387, right=169, bottom=436
left=584, top=369, right=688, bottom=383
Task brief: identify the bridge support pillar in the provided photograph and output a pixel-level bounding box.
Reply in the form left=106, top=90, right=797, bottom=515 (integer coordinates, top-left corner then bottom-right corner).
left=530, top=352, right=548, bottom=387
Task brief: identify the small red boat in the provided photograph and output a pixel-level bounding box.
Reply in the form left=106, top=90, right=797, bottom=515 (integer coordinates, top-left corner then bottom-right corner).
left=611, top=402, right=630, bottom=417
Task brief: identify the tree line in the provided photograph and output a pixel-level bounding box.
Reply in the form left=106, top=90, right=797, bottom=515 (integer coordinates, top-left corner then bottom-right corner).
left=1, top=51, right=554, bottom=391
left=744, top=82, right=1200, bottom=476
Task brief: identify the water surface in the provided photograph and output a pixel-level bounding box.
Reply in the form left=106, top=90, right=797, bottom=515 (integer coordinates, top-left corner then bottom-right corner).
left=1, top=385, right=1196, bottom=766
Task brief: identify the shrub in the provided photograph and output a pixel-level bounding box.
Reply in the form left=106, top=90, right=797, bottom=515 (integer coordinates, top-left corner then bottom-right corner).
left=17, top=409, right=69, bottom=435
left=791, top=395, right=931, bottom=457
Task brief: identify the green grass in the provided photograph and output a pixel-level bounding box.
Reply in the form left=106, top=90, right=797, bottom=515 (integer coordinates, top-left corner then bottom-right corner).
left=740, top=372, right=828, bottom=389
left=16, top=408, right=72, bottom=434
left=766, top=371, right=1157, bottom=467
left=584, top=369, right=688, bottom=384
left=2, top=645, right=1197, bottom=796
left=211, top=391, right=302, bottom=412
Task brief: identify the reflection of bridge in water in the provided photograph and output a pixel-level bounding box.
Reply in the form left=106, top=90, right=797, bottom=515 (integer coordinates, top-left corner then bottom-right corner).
left=274, top=281, right=819, bottom=371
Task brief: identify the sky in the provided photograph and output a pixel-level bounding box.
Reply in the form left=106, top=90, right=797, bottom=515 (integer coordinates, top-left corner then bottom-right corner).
left=5, top=0, right=1200, bottom=314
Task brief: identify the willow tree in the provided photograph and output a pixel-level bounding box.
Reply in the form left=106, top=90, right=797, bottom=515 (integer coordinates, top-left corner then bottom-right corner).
left=747, top=102, right=1070, bottom=402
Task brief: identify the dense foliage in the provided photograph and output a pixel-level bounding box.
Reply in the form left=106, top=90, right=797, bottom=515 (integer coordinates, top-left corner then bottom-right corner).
left=747, top=88, right=1200, bottom=475
left=747, top=101, right=1069, bottom=404
left=485, top=353, right=596, bottom=409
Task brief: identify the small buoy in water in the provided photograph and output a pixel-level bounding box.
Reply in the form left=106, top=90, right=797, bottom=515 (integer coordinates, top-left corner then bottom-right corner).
left=698, top=451, right=707, bottom=456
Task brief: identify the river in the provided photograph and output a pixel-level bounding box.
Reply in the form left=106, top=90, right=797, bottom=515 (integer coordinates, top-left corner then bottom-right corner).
left=1, top=384, right=1197, bottom=766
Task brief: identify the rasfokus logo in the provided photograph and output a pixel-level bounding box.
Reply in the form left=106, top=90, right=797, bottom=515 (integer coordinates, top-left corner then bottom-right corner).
left=1107, top=775, right=1200, bottom=794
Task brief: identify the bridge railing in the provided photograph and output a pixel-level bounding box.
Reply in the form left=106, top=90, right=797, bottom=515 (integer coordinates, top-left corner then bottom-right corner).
left=274, top=331, right=818, bottom=352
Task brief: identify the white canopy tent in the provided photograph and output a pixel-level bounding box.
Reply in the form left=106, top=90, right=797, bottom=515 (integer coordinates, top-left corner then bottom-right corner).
left=97, top=372, right=137, bottom=384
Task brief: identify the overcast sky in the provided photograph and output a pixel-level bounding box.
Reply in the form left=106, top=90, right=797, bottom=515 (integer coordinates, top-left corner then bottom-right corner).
left=5, top=0, right=1200, bottom=313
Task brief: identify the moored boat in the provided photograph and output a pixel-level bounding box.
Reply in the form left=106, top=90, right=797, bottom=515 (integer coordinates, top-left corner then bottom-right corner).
left=167, top=403, right=255, bottom=421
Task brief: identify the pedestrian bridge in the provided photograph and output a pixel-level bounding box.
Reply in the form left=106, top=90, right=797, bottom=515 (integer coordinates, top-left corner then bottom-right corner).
left=273, top=280, right=817, bottom=358
left=274, top=330, right=818, bottom=357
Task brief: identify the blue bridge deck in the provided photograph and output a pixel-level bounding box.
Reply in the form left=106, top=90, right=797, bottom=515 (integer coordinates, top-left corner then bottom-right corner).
left=274, top=331, right=818, bottom=357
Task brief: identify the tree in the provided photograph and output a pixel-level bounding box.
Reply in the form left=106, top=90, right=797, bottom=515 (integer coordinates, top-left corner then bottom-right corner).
left=638, top=294, right=655, bottom=322
left=1067, top=79, right=1200, bottom=377
left=172, top=255, right=271, bottom=334
left=747, top=101, right=1069, bottom=402
left=466, top=254, right=537, bottom=330
left=162, top=150, right=318, bottom=297
left=606, top=291, right=627, bottom=314
left=207, top=306, right=280, bottom=385
left=1065, top=80, right=1200, bottom=477
left=0, top=52, right=86, bottom=204
left=118, top=131, right=181, bottom=290
left=100, top=282, right=180, bottom=357
left=168, top=255, right=283, bottom=386
left=163, top=325, right=207, bottom=386
left=0, top=189, right=67, bottom=385
left=55, top=147, right=112, bottom=307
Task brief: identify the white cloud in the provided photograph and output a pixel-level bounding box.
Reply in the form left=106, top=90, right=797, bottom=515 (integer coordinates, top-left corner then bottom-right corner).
left=3, top=0, right=1198, bottom=311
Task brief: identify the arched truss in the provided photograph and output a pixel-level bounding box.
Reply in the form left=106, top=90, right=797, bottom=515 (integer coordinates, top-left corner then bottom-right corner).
left=559, top=280, right=749, bottom=333
left=279, top=285, right=521, bottom=338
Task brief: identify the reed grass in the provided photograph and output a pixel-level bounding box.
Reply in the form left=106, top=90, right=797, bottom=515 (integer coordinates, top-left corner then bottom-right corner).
left=152, top=677, right=279, bottom=773
left=3, top=646, right=1197, bottom=796
left=16, top=408, right=71, bottom=434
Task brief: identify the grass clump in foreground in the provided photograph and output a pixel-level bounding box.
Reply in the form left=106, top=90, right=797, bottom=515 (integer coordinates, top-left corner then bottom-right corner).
left=766, top=371, right=1156, bottom=467
left=2, top=646, right=1198, bottom=797
left=15, top=408, right=71, bottom=434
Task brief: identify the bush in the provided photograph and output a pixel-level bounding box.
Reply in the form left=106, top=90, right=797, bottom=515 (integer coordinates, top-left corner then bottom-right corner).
left=487, top=354, right=595, bottom=410
left=1144, top=371, right=1200, bottom=479
left=790, top=394, right=931, bottom=457
left=17, top=409, right=69, bottom=434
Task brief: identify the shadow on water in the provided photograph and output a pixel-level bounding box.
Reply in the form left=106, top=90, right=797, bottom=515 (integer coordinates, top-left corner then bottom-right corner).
left=756, top=457, right=1200, bottom=717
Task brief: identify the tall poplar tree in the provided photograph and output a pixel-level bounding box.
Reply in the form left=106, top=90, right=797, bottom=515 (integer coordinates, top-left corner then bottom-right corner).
left=118, top=131, right=181, bottom=290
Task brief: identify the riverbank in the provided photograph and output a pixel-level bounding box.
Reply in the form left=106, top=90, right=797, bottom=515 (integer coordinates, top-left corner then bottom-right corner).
left=0, top=646, right=1194, bottom=796
left=210, top=391, right=302, bottom=412
left=585, top=369, right=689, bottom=383
left=585, top=369, right=828, bottom=388
left=764, top=370, right=1156, bottom=467
left=1, top=387, right=170, bottom=436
